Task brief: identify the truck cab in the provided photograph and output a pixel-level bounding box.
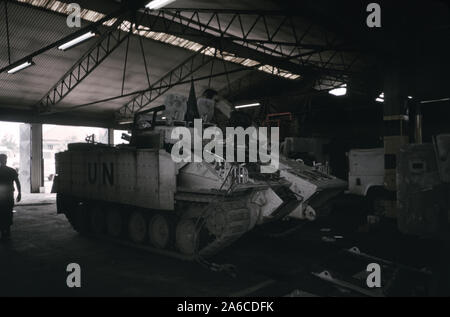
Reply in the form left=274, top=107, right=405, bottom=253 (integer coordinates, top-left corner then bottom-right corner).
left=348, top=148, right=384, bottom=197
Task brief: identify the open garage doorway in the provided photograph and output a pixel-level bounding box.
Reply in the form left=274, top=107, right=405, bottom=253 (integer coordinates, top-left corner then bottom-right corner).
left=114, top=129, right=130, bottom=146
left=0, top=121, right=20, bottom=173
left=0, top=121, right=34, bottom=200
left=42, top=125, right=108, bottom=193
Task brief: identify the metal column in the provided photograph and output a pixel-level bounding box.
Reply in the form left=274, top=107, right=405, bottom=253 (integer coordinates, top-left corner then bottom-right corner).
left=19, top=124, right=31, bottom=194
left=108, top=128, right=114, bottom=146
left=30, top=124, right=43, bottom=193
left=383, top=66, right=409, bottom=218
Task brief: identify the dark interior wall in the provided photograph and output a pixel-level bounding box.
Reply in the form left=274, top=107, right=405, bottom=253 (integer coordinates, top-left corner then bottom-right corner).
left=269, top=93, right=383, bottom=146
left=267, top=91, right=450, bottom=179
left=421, top=100, right=450, bottom=142
left=298, top=96, right=383, bottom=179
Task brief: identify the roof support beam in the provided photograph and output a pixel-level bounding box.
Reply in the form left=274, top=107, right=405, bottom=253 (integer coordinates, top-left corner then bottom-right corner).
left=135, top=9, right=313, bottom=77
left=116, top=8, right=362, bottom=120
left=137, top=9, right=353, bottom=65
left=0, top=106, right=115, bottom=128
left=39, top=61, right=253, bottom=117
left=116, top=46, right=218, bottom=119
left=36, top=15, right=131, bottom=113
left=45, top=60, right=254, bottom=117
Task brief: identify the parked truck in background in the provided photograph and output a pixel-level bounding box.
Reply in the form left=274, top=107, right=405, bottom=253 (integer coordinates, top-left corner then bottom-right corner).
left=348, top=148, right=384, bottom=197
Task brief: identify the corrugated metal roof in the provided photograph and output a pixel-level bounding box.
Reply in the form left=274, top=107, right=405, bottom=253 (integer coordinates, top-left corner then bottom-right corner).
left=15, top=0, right=301, bottom=79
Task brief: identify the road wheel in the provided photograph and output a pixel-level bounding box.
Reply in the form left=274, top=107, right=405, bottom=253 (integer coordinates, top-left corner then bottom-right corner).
left=175, top=219, right=199, bottom=256
left=128, top=211, right=147, bottom=244
left=107, top=208, right=123, bottom=238
left=149, top=214, right=172, bottom=249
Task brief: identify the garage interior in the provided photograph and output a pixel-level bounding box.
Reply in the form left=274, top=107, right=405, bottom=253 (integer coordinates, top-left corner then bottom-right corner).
left=0, top=0, right=450, bottom=297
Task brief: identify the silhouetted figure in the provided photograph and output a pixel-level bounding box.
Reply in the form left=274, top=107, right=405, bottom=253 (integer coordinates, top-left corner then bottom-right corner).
left=0, top=154, right=21, bottom=241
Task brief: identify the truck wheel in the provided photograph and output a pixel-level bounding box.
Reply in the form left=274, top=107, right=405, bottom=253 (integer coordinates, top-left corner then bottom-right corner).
left=175, top=219, right=199, bottom=256
left=90, top=206, right=106, bottom=234
left=149, top=214, right=172, bottom=249
left=128, top=211, right=147, bottom=244
left=107, top=209, right=123, bottom=238
left=366, top=187, right=387, bottom=216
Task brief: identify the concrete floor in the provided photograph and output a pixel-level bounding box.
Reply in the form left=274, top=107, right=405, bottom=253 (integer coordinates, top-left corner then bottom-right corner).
left=17, top=193, right=56, bottom=206
left=0, top=203, right=272, bottom=297
left=1, top=197, right=449, bottom=297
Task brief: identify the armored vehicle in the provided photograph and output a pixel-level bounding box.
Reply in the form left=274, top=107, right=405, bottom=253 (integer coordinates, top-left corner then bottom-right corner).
left=55, top=98, right=346, bottom=259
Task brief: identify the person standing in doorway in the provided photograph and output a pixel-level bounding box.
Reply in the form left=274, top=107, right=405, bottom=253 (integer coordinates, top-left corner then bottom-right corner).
left=0, top=154, right=21, bottom=241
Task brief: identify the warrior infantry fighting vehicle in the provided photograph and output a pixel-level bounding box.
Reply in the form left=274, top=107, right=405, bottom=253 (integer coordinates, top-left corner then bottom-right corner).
left=55, top=95, right=346, bottom=259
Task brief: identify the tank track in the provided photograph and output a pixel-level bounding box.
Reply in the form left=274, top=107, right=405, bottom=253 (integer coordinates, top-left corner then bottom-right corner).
left=198, top=200, right=251, bottom=258
left=59, top=194, right=254, bottom=261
